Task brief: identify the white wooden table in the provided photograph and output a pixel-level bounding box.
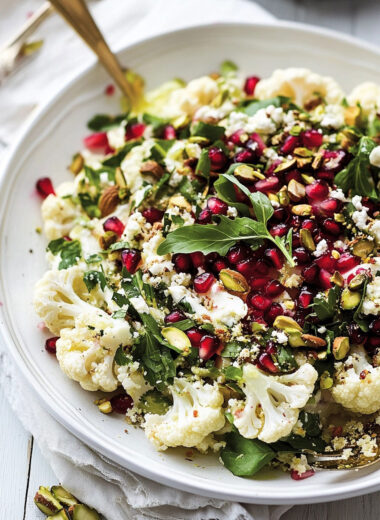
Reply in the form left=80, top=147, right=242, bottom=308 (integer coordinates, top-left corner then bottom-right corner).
left=2, top=0, right=380, bottom=518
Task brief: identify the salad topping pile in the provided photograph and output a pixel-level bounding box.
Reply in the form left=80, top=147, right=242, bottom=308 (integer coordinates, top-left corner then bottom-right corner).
left=34, top=64, right=380, bottom=479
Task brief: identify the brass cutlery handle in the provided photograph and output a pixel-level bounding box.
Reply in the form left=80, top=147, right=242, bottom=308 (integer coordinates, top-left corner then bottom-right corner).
left=49, top=0, right=135, bottom=103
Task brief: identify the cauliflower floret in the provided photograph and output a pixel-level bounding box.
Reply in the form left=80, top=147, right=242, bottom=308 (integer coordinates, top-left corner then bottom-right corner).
left=164, top=76, right=219, bottom=119
left=255, top=68, right=343, bottom=107
left=144, top=378, right=225, bottom=451
left=116, top=361, right=152, bottom=402
left=331, top=346, right=380, bottom=414
left=348, top=82, right=380, bottom=115
left=41, top=193, right=82, bottom=240
left=229, top=363, right=318, bottom=443
left=56, top=311, right=132, bottom=391
left=34, top=265, right=96, bottom=334
left=120, top=139, right=154, bottom=193
left=362, top=275, right=380, bottom=316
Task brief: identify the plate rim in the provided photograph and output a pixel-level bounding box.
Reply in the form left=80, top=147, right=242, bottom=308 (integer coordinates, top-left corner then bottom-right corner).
left=1, top=20, right=380, bottom=504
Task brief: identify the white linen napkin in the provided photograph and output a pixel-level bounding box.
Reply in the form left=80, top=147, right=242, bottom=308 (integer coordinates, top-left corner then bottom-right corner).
left=0, top=1, right=292, bottom=518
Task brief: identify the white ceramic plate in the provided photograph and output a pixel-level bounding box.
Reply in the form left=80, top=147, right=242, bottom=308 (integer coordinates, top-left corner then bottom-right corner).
left=1, top=22, right=380, bottom=505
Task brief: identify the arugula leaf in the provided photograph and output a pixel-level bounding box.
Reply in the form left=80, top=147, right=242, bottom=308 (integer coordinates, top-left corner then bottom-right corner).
left=282, top=433, right=326, bottom=453
left=213, top=167, right=250, bottom=216
left=83, top=270, right=107, bottom=292
left=102, top=140, right=141, bottom=167
left=47, top=239, right=81, bottom=270
left=276, top=345, right=297, bottom=372
left=239, top=96, right=293, bottom=116
left=312, top=285, right=341, bottom=321
left=220, top=60, right=238, bottom=77
left=191, top=121, right=225, bottom=141
left=298, top=411, right=322, bottom=437
left=150, top=139, right=175, bottom=163
left=157, top=215, right=265, bottom=256
left=335, top=136, right=378, bottom=199
left=87, top=113, right=126, bottom=131
left=221, top=431, right=275, bottom=477
left=142, top=113, right=167, bottom=136
left=223, top=366, right=243, bottom=381
left=114, top=346, right=130, bottom=365
left=178, top=176, right=204, bottom=203
left=221, top=341, right=244, bottom=358
left=195, top=148, right=211, bottom=179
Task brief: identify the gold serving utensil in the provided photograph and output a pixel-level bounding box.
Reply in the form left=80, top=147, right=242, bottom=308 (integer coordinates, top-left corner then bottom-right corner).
left=49, top=0, right=136, bottom=106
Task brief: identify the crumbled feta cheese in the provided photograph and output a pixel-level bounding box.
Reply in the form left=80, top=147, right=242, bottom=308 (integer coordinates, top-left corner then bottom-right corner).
left=121, top=139, right=154, bottom=192
left=271, top=330, right=288, bottom=344
left=122, top=211, right=147, bottom=245
left=313, top=239, right=329, bottom=257
left=279, top=265, right=303, bottom=288
left=369, top=220, right=380, bottom=244
left=357, top=435, right=378, bottom=458
left=227, top=206, right=238, bottom=218
left=362, top=276, right=380, bottom=315
left=318, top=326, right=327, bottom=334
left=332, top=436, right=347, bottom=451
left=330, top=188, right=346, bottom=201
left=369, top=145, right=380, bottom=168
left=130, top=296, right=150, bottom=314
left=107, top=125, right=126, bottom=149
left=320, top=104, right=345, bottom=129
left=168, top=171, right=184, bottom=188
left=352, top=195, right=363, bottom=211
left=224, top=106, right=278, bottom=136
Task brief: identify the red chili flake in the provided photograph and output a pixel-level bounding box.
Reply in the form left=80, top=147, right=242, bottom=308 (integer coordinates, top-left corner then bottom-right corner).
left=193, top=410, right=199, bottom=417
left=331, top=426, right=343, bottom=438
left=360, top=370, right=369, bottom=380
left=105, top=84, right=115, bottom=96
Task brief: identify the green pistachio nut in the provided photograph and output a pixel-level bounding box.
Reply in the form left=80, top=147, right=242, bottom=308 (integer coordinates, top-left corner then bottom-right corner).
left=34, top=487, right=62, bottom=516
left=340, top=288, right=361, bottom=310
left=333, top=337, right=350, bottom=360
left=72, top=504, right=101, bottom=520
left=51, top=486, right=78, bottom=507
left=162, top=327, right=191, bottom=355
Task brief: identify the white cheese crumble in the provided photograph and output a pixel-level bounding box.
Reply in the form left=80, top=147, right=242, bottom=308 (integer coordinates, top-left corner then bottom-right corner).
left=320, top=104, right=345, bottom=129
left=362, top=276, right=380, bottom=315
left=329, top=188, right=346, bottom=201
left=106, top=125, right=126, bottom=149
left=351, top=195, right=369, bottom=230
left=313, top=239, right=329, bottom=257
left=271, top=330, right=288, bottom=344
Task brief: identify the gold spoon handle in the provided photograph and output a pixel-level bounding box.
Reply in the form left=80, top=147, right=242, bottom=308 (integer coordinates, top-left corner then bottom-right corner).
left=49, top=0, right=135, bottom=103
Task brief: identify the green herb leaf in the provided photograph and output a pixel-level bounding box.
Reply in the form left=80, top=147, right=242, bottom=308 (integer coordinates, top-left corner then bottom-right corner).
left=150, top=139, right=175, bottom=162
left=223, top=366, right=243, bottom=381
left=47, top=239, right=82, bottom=270
left=178, top=176, right=204, bottom=203
left=298, top=411, right=322, bottom=437
left=191, top=121, right=225, bottom=141
left=221, top=431, right=275, bottom=477
left=114, top=346, right=130, bottom=365
left=78, top=192, right=101, bottom=218
left=195, top=148, right=211, bottom=179
left=276, top=345, right=297, bottom=372
left=281, top=433, right=326, bottom=453
left=85, top=253, right=104, bottom=264
left=83, top=270, right=107, bottom=292
left=221, top=341, right=244, bottom=358
left=157, top=215, right=265, bottom=256
left=102, top=140, right=141, bottom=167
left=87, top=113, right=126, bottom=131
left=171, top=319, right=196, bottom=331
left=143, top=113, right=168, bottom=136
left=312, top=285, right=341, bottom=321
left=353, top=275, right=370, bottom=331
left=112, top=309, right=127, bottom=320
left=335, top=136, right=378, bottom=199
left=213, top=167, right=250, bottom=216
left=240, top=96, right=293, bottom=116
left=109, top=240, right=130, bottom=251
left=220, top=60, right=238, bottom=77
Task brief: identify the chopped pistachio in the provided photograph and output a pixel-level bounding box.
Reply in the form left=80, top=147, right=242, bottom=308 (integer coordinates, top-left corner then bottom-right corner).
left=278, top=188, right=290, bottom=206
left=320, top=371, right=333, bottom=389
left=352, top=238, right=374, bottom=259
left=348, top=273, right=367, bottom=291
left=115, top=167, right=127, bottom=188
left=268, top=193, right=279, bottom=204
left=168, top=194, right=192, bottom=211
left=341, top=288, right=361, bottom=310
left=162, top=327, right=191, bottom=355
left=296, top=157, right=313, bottom=169
left=51, top=486, right=78, bottom=507
left=234, top=164, right=265, bottom=181
left=219, top=269, right=249, bottom=293
left=34, top=487, right=62, bottom=516
left=71, top=504, right=101, bottom=520
left=69, top=153, right=84, bottom=175
left=301, top=174, right=315, bottom=185
left=288, top=332, right=307, bottom=348
left=273, top=315, right=303, bottom=333
left=291, top=204, right=312, bottom=216
left=188, top=136, right=209, bottom=145
left=330, top=271, right=344, bottom=287
left=274, top=158, right=297, bottom=174
left=294, top=147, right=313, bottom=158
left=288, top=179, right=306, bottom=202
left=300, top=228, right=316, bottom=251
left=333, top=337, right=350, bottom=360
left=98, top=401, right=112, bottom=414
left=344, top=105, right=361, bottom=126
left=331, top=250, right=340, bottom=260
left=99, top=231, right=117, bottom=250
left=312, top=151, right=324, bottom=170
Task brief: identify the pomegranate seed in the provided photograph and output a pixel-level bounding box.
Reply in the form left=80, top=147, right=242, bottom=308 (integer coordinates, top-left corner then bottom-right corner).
left=233, top=183, right=250, bottom=203
left=256, top=259, right=270, bottom=275
left=272, top=207, right=287, bottom=222
left=207, top=197, right=228, bottom=215
left=244, top=76, right=260, bottom=96
left=227, top=244, right=249, bottom=265
left=285, top=170, right=303, bottom=184
left=315, top=254, right=335, bottom=272
left=83, top=132, right=110, bottom=153
left=292, top=232, right=301, bottom=248
left=197, top=209, right=212, bottom=224
left=319, top=268, right=333, bottom=289
left=234, top=148, right=255, bottom=163
left=302, top=263, right=319, bottom=283
left=212, top=258, right=230, bottom=274
left=125, top=122, right=146, bottom=140
left=186, top=328, right=203, bottom=347
left=255, top=176, right=280, bottom=193
left=36, top=177, right=55, bottom=199
left=45, top=337, right=58, bottom=354
left=291, top=469, right=315, bottom=481
left=290, top=216, right=302, bottom=230
left=265, top=280, right=284, bottom=297
left=142, top=207, right=164, bottom=224
left=105, top=84, right=115, bottom=96
left=318, top=198, right=341, bottom=217
left=368, top=336, right=380, bottom=349
left=316, top=170, right=335, bottom=182
left=250, top=277, right=270, bottom=291
left=270, top=223, right=289, bottom=237
left=306, top=180, right=329, bottom=201
left=110, top=393, right=133, bottom=414
left=162, top=125, right=176, bottom=140
left=229, top=129, right=245, bottom=145
left=258, top=352, right=278, bottom=373
left=249, top=308, right=265, bottom=320
left=293, top=247, right=311, bottom=264
left=208, top=147, right=227, bottom=171
left=280, top=135, right=299, bottom=155
left=301, top=129, right=323, bottom=149
left=103, top=216, right=125, bottom=236
left=121, top=248, right=141, bottom=274
left=301, top=219, right=317, bottom=233
left=336, top=253, right=360, bottom=273
left=347, top=323, right=366, bottom=344
left=165, top=310, right=186, bottom=324
left=236, top=258, right=257, bottom=278
left=266, top=159, right=282, bottom=176
left=265, top=341, right=277, bottom=356
left=323, top=150, right=347, bottom=173
left=369, top=318, right=380, bottom=336
left=199, top=335, right=220, bottom=360
left=248, top=294, right=272, bottom=311
left=321, top=219, right=341, bottom=236
left=193, top=272, right=215, bottom=293
left=248, top=133, right=266, bottom=157
left=265, top=303, right=283, bottom=324
left=173, top=253, right=192, bottom=273
left=265, top=248, right=284, bottom=270
left=298, top=289, right=313, bottom=308
left=190, top=251, right=205, bottom=268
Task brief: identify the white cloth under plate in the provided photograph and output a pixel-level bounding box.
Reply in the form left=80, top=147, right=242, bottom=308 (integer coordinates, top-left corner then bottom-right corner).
left=0, top=0, right=292, bottom=518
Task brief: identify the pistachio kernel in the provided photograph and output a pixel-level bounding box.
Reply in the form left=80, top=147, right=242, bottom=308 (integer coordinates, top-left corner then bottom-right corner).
left=352, top=238, right=374, bottom=259
left=340, top=288, right=361, bottom=310
left=219, top=269, right=250, bottom=293
left=320, top=371, right=333, bottom=389
left=273, top=315, right=303, bottom=333
left=287, top=179, right=306, bottom=202
left=300, top=228, right=316, bottom=251
left=274, top=158, right=297, bottom=174
left=162, top=327, right=191, bottom=355
left=330, top=271, right=344, bottom=287
left=333, top=337, right=350, bottom=360
left=291, top=204, right=312, bottom=216
left=348, top=273, right=367, bottom=291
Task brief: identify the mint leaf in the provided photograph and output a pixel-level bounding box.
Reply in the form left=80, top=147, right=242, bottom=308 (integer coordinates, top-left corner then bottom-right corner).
left=195, top=148, right=211, bottom=179
left=47, top=239, right=81, bottom=270
left=171, top=319, right=196, bottom=331
left=191, top=121, right=225, bottom=141
left=78, top=192, right=101, bottom=218
left=157, top=215, right=265, bottom=256
left=221, top=341, right=244, bottom=358
left=114, top=346, right=130, bottom=365
left=221, top=432, right=275, bottom=477
left=83, top=270, right=107, bottom=292
left=312, top=285, right=341, bottom=321
left=335, top=136, right=378, bottom=199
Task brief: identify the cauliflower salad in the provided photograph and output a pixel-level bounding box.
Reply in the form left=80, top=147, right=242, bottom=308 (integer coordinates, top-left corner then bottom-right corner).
left=34, top=64, right=380, bottom=480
